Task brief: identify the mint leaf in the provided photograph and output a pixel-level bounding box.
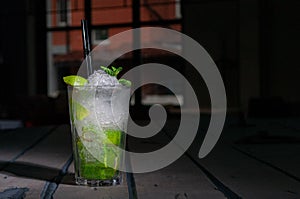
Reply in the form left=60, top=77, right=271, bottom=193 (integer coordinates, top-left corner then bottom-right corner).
left=112, top=66, right=122, bottom=76
left=100, top=66, right=114, bottom=76
left=119, top=79, right=132, bottom=87
left=101, top=66, right=122, bottom=77
left=101, top=66, right=131, bottom=87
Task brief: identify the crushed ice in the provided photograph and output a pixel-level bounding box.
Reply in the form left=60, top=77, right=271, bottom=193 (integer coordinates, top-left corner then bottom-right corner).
left=87, top=69, right=120, bottom=86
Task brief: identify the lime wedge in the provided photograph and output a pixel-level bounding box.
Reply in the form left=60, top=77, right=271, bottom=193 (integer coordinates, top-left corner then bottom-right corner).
left=63, top=75, right=87, bottom=86
left=72, top=100, right=89, bottom=120
left=104, top=129, right=122, bottom=145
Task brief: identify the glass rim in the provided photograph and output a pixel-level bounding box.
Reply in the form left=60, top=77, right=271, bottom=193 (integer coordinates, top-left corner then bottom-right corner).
left=67, top=85, right=130, bottom=89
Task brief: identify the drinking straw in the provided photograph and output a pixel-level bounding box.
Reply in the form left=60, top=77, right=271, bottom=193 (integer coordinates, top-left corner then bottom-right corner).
left=81, top=19, right=93, bottom=76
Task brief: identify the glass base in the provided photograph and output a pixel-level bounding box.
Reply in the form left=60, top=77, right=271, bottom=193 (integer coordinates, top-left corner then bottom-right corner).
left=75, top=176, right=121, bottom=187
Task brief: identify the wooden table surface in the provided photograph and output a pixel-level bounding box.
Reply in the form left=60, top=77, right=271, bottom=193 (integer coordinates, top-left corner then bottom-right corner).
left=0, top=117, right=300, bottom=199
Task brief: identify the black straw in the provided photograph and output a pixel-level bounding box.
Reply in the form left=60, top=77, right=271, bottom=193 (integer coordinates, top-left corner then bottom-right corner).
left=81, top=19, right=93, bottom=76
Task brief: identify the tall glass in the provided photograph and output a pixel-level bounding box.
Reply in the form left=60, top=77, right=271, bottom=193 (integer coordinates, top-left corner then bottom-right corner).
left=67, top=85, right=130, bottom=186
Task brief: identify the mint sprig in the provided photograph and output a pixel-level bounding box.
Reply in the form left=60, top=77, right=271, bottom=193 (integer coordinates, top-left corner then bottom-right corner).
left=100, top=66, right=122, bottom=77
left=100, top=66, right=132, bottom=87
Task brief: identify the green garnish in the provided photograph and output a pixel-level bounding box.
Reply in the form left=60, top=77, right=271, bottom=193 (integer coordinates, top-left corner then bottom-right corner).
left=104, top=129, right=123, bottom=146
left=100, top=66, right=122, bottom=77
left=72, top=100, right=89, bottom=121
left=77, top=127, right=124, bottom=179
left=82, top=125, right=123, bottom=146
left=118, top=78, right=132, bottom=87
left=63, top=66, right=132, bottom=87
left=63, top=75, right=87, bottom=86
left=76, top=138, right=118, bottom=179
left=100, top=66, right=132, bottom=87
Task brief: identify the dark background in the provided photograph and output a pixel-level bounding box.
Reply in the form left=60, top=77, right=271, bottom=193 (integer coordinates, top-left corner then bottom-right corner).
left=0, top=0, right=300, bottom=125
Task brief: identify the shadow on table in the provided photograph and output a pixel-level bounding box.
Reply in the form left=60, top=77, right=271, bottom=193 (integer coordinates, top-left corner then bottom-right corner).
left=0, top=161, right=76, bottom=185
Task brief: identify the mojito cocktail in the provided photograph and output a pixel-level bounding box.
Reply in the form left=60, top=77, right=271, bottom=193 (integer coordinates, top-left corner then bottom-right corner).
left=66, top=68, right=131, bottom=186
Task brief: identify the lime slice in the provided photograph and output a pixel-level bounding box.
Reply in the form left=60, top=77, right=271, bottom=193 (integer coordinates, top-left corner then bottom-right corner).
left=82, top=125, right=122, bottom=145
left=63, top=75, right=87, bottom=86
left=104, top=129, right=122, bottom=145
left=72, top=100, right=89, bottom=120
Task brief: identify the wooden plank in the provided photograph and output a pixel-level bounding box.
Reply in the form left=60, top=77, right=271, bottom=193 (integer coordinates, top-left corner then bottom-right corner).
left=5, top=125, right=72, bottom=180
left=187, top=125, right=300, bottom=198
left=160, top=116, right=300, bottom=198
left=0, top=173, right=45, bottom=199
left=3, top=117, right=298, bottom=198
left=134, top=155, right=225, bottom=199
left=0, top=126, right=57, bottom=199
left=55, top=175, right=129, bottom=199
left=0, top=125, right=73, bottom=198
left=125, top=117, right=226, bottom=199
left=16, top=125, right=72, bottom=168
left=0, top=126, right=55, bottom=161
left=234, top=117, right=300, bottom=180
left=234, top=144, right=300, bottom=181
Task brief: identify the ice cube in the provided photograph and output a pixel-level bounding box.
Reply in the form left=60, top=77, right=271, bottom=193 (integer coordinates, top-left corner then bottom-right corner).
left=87, top=70, right=120, bottom=86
